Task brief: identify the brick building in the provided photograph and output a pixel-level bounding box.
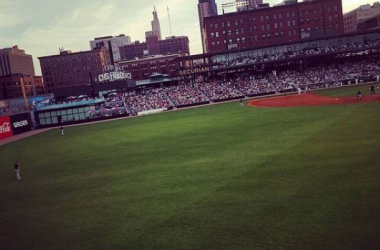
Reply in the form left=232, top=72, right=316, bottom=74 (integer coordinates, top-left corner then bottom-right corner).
left=119, top=36, right=190, bottom=61
left=117, top=54, right=183, bottom=80
left=198, top=0, right=218, bottom=53
left=0, top=45, right=35, bottom=77
left=90, top=34, right=131, bottom=66
left=357, top=13, right=380, bottom=32
left=0, top=74, right=44, bottom=99
left=39, top=49, right=105, bottom=94
left=204, top=0, right=344, bottom=54
left=344, top=3, right=380, bottom=34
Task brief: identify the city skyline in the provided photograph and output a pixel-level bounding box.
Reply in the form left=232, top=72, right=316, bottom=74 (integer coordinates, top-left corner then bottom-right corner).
left=0, top=0, right=376, bottom=75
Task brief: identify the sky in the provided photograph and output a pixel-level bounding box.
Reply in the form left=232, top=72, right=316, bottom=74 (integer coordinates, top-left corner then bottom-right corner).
left=0, top=0, right=376, bottom=75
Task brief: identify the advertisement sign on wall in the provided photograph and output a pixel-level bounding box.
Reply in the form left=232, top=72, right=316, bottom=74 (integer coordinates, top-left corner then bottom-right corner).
left=10, top=113, right=32, bottom=136
left=0, top=116, right=13, bottom=140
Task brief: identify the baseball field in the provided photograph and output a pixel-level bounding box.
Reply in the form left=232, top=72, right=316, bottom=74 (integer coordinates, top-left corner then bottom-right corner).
left=1, top=84, right=380, bottom=250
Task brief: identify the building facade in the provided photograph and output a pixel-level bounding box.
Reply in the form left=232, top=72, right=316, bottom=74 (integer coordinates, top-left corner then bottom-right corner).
left=344, top=3, right=380, bottom=34
left=236, top=0, right=263, bottom=12
left=357, top=14, right=380, bottom=32
left=119, top=36, right=190, bottom=61
left=204, top=0, right=344, bottom=54
left=39, top=49, right=105, bottom=94
left=117, top=54, right=183, bottom=80
left=0, top=45, right=35, bottom=77
left=198, top=0, right=218, bottom=53
left=0, top=74, right=44, bottom=99
left=151, top=7, right=162, bottom=40
left=90, top=34, right=131, bottom=65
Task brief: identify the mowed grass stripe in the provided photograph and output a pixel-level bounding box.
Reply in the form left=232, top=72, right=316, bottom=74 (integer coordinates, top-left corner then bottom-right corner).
left=1, top=100, right=380, bottom=250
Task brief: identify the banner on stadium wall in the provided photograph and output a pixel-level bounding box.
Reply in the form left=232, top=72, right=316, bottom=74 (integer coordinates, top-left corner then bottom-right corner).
left=10, top=113, right=32, bottom=136
left=0, top=116, right=13, bottom=140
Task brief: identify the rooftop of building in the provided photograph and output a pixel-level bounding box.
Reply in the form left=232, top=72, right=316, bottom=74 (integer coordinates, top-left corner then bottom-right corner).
left=0, top=45, right=27, bottom=54
left=118, top=53, right=184, bottom=63
left=344, top=2, right=380, bottom=15
left=38, top=48, right=103, bottom=60
left=205, top=0, right=339, bottom=22
left=93, top=34, right=130, bottom=41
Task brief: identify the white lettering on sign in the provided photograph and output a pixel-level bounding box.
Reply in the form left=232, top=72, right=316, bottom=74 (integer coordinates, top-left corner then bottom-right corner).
left=98, top=72, right=132, bottom=83
left=13, top=120, right=29, bottom=128
left=0, top=122, right=11, bottom=134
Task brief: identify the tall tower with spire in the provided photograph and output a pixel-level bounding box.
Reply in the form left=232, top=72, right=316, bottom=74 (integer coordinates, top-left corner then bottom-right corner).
left=151, top=7, right=162, bottom=40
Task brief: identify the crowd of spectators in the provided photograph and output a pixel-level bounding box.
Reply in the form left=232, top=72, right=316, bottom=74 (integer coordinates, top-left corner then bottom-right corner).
left=304, top=66, right=350, bottom=84
left=0, top=107, right=28, bottom=116
left=125, top=88, right=171, bottom=115
left=269, top=70, right=311, bottom=91
left=235, top=77, right=275, bottom=95
left=211, top=41, right=380, bottom=69
left=198, top=81, right=244, bottom=101
left=339, top=61, right=380, bottom=78
left=166, top=84, right=209, bottom=106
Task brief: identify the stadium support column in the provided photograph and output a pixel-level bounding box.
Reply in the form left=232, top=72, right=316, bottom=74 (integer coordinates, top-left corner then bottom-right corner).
left=20, top=77, right=29, bottom=111
left=89, top=72, right=95, bottom=98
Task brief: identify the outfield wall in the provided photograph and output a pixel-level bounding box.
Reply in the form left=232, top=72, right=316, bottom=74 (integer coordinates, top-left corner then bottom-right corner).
left=0, top=113, right=32, bottom=141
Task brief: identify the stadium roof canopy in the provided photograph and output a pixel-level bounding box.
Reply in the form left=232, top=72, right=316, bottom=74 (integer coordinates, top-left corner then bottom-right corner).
left=136, top=73, right=175, bottom=86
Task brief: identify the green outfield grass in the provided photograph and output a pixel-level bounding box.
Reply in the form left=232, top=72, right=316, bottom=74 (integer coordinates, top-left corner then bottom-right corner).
left=317, top=82, right=378, bottom=97
left=1, top=88, right=380, bottom=250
